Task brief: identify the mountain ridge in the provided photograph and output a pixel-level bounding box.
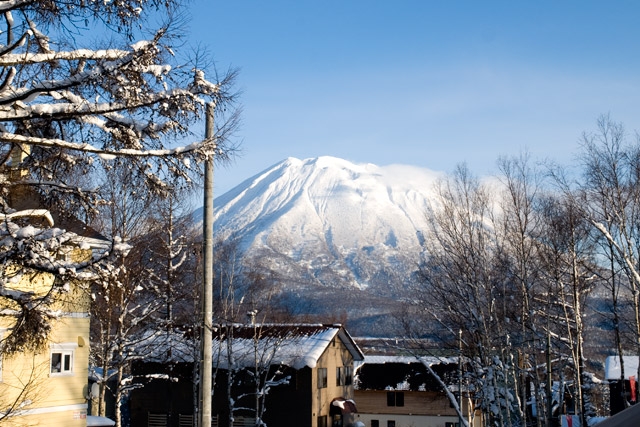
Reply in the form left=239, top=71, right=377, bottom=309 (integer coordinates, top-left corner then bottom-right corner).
left=210, top=156, right=442, bottom=254
left=195, top=156, right=444, bottom=333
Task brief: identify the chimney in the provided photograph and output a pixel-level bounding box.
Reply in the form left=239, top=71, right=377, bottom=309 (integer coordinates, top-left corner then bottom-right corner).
left=9, top=143, right=30, bottom=179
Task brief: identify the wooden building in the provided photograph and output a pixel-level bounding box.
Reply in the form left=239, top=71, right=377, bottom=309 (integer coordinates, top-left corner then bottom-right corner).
left=129, top=323, right=364, bottom=427
left=354, top=355, right=481, bottom=427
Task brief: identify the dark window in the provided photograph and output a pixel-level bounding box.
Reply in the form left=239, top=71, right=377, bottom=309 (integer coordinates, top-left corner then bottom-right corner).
left=386, top=391, right=395, bottom=406
left=345, top=366, right=353, bottom=385
left=386, top=391, right=404, bottom=407
left=336, top=366, right=352, bottom=386
left=371, top=421, right=379, bottom=427
left=51, top=353, right=61, bottom=373
left=387, top=421, right=396, bottom=427
left=332, top=414, right=343, bottom=427
left=318, top=368, right=328, bottom=388
left=317, top=415, right=327, bottom=427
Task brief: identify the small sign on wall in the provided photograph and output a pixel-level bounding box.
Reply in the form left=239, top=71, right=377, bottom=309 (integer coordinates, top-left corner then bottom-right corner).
left=561, top=415, right=580, bottom=427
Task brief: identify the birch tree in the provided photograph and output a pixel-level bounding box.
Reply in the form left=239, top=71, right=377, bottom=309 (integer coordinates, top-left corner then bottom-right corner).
left=415, top=164, right=521, bottom=426
left=90, top=165, right=203, bottom=427
left=495, top=153, right=545, bottom=426
left=537, top=191, right=598, bottom=426
left=90, top=166, right=166, bottom=426
left=578, top=115, right=640, bottom=398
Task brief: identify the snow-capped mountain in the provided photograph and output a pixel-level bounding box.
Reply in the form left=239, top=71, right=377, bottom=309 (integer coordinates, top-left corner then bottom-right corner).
left=200, top=156, right=443, bottom=333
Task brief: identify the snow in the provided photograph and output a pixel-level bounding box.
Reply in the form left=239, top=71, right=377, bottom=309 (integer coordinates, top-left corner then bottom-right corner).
left=199, top=156, right=444, bottom=290
left=130, top=40, right=152, bottom=51
left=0, top=48, right=129, bottom=66
left=361, top=354, right=458, bottom=366
left=0, top=132, right=207, bottom=159
left=222, top=326, right=337, bottom=370
left=0, top=209, right=54, bottom=226
left=136, top=324, right=363, bottom=370
left=87, top=415, right=115, bottom=426
left=212, top=156, right=441, bottom=246
left=14, top=225, right=37, bottom=238
left=604, top=355, right=640, bottom=380
left=98, top=153, right=116, bottom=161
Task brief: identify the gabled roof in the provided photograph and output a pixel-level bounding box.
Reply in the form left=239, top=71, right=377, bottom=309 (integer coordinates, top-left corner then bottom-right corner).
left=361, top=355, right=458, bottom=366
left=214, top=323, right=364, bottom=370
left=136, top=323, right=364, bottom=370
left=6, top=183, right=108, bottom=242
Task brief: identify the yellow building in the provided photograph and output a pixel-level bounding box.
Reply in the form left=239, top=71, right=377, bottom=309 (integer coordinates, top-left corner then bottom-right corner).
left=0, top=210, right=105, bottom=426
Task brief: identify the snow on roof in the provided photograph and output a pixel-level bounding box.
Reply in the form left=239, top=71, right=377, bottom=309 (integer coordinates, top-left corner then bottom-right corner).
left=136, top=323, right=363, bottom=370
left=355, top=354, right=459, bottom=375
left=362, top=355, right=458, bottom=366
left=605, top=355, right=640, bottom=380
left=87, top=415, right=115, bottom=426
left=132, top=328, right=198, bottom=364
left=214, top=324, right=363, bottom=370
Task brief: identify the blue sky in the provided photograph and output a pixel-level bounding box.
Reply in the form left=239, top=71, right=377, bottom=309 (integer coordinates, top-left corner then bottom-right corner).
left=185, top=1, right=640, bottom=196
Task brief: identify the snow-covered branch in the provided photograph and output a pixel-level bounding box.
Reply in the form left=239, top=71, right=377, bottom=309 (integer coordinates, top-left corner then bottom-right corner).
left=0, top=47, right=130, bottom=67
left=0, top=0, right=34, bottom=13
left=0, top=132, right=214, bottom=158
left=591, top=220, right=640, bottom=287
left=419, top=358, right=469, bottom=427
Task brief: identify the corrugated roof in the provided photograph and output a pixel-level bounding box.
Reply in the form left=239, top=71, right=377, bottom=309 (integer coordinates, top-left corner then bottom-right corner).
left=214, top=324, right=363, bottom=370
left=136, top=323, right=364, bottom=370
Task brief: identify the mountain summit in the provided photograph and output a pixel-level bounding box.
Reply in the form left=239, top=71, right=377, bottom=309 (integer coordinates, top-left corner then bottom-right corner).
left=204, top=156, right=443, bottom=332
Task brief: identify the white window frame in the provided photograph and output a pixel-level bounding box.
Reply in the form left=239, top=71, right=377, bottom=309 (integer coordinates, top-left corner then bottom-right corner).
left=50, top=343, right=77, bottom=376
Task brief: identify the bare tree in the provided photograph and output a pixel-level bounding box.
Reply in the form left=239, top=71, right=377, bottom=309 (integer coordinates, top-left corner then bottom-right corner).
left=411, top=157, right=604, bottom=426
left=495, top=153, right=546, bottom=426
left=537, top=190, right=599, bottom=426
left=90, top=166, right=203, bottom=426
left=413, top=164, right=521, bottom=427
left=577, top=115, right=640, bottom=399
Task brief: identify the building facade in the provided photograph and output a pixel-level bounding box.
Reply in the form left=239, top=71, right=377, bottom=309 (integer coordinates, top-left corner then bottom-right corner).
left=129, top=323, right=364, bottom=427
left=354, top=355, right=481, bottom=427
left=0, top=234, right=97, bottom=426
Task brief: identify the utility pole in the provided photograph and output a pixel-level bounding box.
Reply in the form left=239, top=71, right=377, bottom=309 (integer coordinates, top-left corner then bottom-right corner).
left=459, top=329, right=463, bottom=427
left=199, top=102, right=215, bottom=427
